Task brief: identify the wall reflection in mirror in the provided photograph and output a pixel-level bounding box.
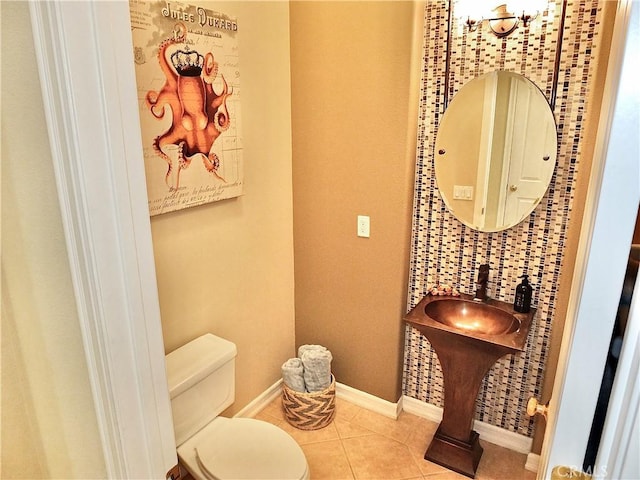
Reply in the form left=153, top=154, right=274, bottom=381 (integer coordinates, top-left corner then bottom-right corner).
left=435, top=70, right=557, bottom=232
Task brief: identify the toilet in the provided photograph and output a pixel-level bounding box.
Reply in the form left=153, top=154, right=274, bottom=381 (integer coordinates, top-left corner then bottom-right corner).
left=166, top=333, right=310, bottom=480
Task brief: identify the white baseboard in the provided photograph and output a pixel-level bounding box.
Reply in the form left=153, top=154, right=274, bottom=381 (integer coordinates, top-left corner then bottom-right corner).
left=402, top=395, right=444, bottom=422
left=235, top=377, right=404, bottom=420
left=402, top=396, right=533, bottom=455
left=234, top=379, right=283, bottom=418
left=335, top=382, right=402, bottom=419
left=525, top=453, right=540, bottom=472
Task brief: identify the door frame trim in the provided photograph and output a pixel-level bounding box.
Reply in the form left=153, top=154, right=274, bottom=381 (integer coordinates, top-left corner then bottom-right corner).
left=539, top=0, right=638, bottom=476
left=29, top=1, right=177, bottom=477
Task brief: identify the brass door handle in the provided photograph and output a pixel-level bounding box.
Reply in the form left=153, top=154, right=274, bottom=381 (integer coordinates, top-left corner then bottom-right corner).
left=509, top=184, right=518, bottom=192
left=527, top=397, right=548, bottom=420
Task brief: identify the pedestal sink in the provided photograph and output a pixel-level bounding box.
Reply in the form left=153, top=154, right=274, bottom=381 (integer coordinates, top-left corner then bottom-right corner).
left=405, top=293, right=535, bottom=478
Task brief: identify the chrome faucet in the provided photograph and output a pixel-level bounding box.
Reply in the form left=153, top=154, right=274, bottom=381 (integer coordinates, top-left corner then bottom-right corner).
left=473, top=264, right=490, bottom=302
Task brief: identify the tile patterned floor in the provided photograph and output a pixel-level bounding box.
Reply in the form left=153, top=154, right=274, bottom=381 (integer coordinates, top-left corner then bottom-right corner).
left=254, top=396, right=538, bottom=480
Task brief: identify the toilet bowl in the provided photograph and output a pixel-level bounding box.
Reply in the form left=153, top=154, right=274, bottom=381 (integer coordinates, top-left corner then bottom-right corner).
left=166, top=334, right=309, bottom=480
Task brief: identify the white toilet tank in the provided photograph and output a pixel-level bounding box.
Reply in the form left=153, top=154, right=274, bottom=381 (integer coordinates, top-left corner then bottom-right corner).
left=165, top=334, right=237, bottom=446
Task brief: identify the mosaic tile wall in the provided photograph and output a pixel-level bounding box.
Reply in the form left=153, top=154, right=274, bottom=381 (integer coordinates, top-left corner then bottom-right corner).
left=403, top=0, right=605, bottom=437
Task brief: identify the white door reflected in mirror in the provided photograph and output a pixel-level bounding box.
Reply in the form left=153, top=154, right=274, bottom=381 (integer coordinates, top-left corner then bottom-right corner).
left=435, top=70, right=557, bottom=232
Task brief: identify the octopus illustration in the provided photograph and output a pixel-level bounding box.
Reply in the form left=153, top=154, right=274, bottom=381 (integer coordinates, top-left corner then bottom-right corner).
left=146, top=23, right=232, bottom=190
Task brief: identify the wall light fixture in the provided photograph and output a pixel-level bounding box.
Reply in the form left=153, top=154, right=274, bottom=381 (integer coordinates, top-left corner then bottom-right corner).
left=458, top=1, right=547, bottom=37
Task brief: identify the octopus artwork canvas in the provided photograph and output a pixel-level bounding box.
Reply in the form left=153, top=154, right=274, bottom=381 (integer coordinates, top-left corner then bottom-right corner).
left=129, top=0, right=243, bottom=216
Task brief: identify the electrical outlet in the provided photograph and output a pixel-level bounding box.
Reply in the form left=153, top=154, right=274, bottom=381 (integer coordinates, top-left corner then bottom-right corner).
left=357, top=215, right=370, bottom=238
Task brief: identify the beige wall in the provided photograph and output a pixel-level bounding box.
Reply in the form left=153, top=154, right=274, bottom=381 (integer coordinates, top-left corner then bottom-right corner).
left=151, top=0, right=418, bottom=408
left=0, top=2, right=106, bottom=478
left=290, top=1, right=419, bottom=402
left=150, top=1, right=295, bottom=415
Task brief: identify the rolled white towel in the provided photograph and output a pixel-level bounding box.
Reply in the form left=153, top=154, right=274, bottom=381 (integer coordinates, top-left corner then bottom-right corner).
left=300, top=348, right=333, bottom=392
left=281, top=358, right=306, bottom=392
left=297, top=344, right=329, bottom=359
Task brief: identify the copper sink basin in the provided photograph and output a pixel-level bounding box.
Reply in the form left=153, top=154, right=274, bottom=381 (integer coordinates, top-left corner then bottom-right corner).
left=405, top=293, right=535, bottom=352
left=424, top=299, right=519, bottom=335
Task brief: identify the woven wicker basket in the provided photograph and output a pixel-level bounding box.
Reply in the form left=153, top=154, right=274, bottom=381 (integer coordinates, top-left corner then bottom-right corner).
left=282, top=374, right=336, bottom=430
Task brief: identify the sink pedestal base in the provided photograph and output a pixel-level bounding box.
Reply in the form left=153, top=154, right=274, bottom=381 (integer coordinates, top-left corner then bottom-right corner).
left=425, top=427, right=483, bottom=478
left=411, top=318, right=519, bottom=478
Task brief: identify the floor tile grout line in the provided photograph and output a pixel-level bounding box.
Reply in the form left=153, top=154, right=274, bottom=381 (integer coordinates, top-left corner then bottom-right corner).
left=338, top=433, right=358, bottom=480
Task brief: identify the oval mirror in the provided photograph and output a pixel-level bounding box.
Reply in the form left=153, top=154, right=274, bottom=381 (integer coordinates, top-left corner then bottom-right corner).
left=435, top=71, right=557, bottom=232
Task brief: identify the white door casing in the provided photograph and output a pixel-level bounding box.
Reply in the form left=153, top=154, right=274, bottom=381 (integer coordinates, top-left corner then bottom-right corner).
left=29, top=1, right=177, bottom=477
left=540, top=0, right=639, bottom=477
left=474, top=71, right=497, bottom=227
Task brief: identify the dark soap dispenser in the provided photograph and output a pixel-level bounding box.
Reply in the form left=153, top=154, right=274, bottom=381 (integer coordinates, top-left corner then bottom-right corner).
left=514, top=274, right=532, bottom=313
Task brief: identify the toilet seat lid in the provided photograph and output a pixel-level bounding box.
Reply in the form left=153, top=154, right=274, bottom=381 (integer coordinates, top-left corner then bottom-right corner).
left=194, top=418, right=308, bottom=480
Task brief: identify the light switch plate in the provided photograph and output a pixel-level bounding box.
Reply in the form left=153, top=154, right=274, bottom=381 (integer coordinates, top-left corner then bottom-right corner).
left=453, top=185, right=474, bottom=200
